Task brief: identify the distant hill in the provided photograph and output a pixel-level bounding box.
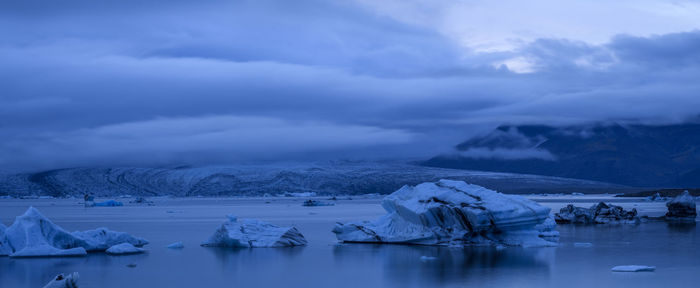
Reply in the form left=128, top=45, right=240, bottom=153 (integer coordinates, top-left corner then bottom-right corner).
left=422, top=123, right=700, bottom=187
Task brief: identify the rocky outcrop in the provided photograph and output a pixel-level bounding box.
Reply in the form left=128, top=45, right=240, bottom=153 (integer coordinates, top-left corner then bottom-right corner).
left=332, top=180, right=558, bottom=247
left=665, top=191, right=697, bottom=222
left=555, top=202, right=640, bottom=224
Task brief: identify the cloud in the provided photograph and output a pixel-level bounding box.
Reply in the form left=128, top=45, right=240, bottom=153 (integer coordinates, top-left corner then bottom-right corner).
left=0, top=0, right=699, bottom=170
left=459, top=148, right=557, bottom=161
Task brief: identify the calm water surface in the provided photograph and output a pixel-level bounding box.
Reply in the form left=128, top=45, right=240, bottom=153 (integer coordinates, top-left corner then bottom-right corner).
left=0, top=197, right=697, bottom=288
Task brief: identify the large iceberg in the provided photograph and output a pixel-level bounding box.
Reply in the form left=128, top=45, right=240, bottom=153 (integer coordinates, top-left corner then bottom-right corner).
left=332, top=180, right=558, bottom=247
left=201, top=215, right=307, bottom=248
left=665, top=191, right=697, bottom=222
left=0, top=207, right=148, bottom=257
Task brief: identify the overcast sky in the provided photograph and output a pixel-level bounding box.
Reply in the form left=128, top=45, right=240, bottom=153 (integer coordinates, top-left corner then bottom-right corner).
left=1, top=0, right=700, bottom=170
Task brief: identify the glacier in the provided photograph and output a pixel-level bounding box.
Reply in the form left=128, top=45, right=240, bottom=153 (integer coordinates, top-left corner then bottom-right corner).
left=201, top=215, right=307, bottom=248
left=0, top=207, right=148, bottom=257
left=332, top=180, right=558, bottom=247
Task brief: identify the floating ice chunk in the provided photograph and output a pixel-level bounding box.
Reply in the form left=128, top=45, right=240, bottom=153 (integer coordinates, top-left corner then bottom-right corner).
left=202, top=216, right=307, bottom=248
left=611, top=265, right=655, bottom=272
left=333, top=180, right=557, bottom=247
left=573, top=242, right=594, bottom=248
left=0, top=207, right=148, bottom=257
left=106, top=243, right=145, bottom=255
left=167, top=241, right=184, bottom=249
left=71, top=228, right=149, bottom=251
left=93, top=200, right=123, bottom=207
left=555, top=202, right=639, bottom=224
left=665, top=191, right=697, bottom=222
left=420, top=256, right=437, bottom=261
left=43, top=272, right=79, bottom=288
left=302, top=200, right=334, bottom=207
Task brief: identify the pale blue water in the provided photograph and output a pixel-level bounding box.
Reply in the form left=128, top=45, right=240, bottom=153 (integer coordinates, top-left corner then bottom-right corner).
left=0, top=198, right=698, bottom=288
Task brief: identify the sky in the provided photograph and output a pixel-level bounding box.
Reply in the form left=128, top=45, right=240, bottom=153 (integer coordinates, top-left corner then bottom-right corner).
left=1, top=0, right=700, bottom=171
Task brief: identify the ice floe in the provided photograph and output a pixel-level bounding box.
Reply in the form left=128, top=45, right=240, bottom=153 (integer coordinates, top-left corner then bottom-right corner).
left=302, top=200, right=335, bottom=207
left=332, top=180, right=558, bottom=247
left=555, top=202, right=640, bottom=224
left=201, top=215, right=307, bottom=248
left=106, top=243, right=145, bottom=255
left=0, top=207, right=148, bottom=257
left=611, top=265, right=655, bottom=272
left=43, top=272, right=79, bottom=288
left=92, top=200, right=124, bottom=207
left=167, top=241, right=184, bottom=249
left=665, top=191, right=697, bottom=222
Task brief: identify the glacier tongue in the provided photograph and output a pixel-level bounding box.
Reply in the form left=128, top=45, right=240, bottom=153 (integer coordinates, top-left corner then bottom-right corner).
left=202, top=216, right=307, bottom=248
left=0, top=207, right=148, bottom=257
left=333, top=179, right=558, bottom=247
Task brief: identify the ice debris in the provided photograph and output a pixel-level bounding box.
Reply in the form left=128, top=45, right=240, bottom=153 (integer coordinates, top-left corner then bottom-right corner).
left=202, top=215, right=307, bottom=248
left=167, top=241, right=185, bottom=249
left=302, top=200, right=335, bottom=207
left=43, top=272, right=79, bottom=288
left=332, top=180, right=558, bottom=247
left=665, top=191, right=697, bottom=222
left=93, top=200, right=123, bottom=207
left=555, top=202, right=640, bottom=224
left=0, top=207, right=148, bottom=257
left=106, top=243, right=145, bottom=255
left=611, top=265, right=655, bottom=272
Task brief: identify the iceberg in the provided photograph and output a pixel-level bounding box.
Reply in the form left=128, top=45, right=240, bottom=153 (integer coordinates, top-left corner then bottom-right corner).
left=332, top=180, right=558, bottom=247
left=665, top=191, right=697, bottom=222
left=611, top=265, right=655, bottom=272
left=201, top=215, right=307, bottom=248
left=555, top=202, right=640, bottom=224
left=167, top=241, right=184, bottom=249
left=43, top=272, right=79, bottom=288
left=106, top=243, right=145, bottom=255
left=0, top=207, right=148, bottom=257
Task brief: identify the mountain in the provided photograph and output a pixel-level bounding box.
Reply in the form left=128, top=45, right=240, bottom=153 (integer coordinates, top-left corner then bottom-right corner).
left=0, top=162, right=628, bottom=197
left=421, top=123, right=700, bottom=187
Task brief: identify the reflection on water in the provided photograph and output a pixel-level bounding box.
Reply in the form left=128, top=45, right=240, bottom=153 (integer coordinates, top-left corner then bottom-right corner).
left=333, top=244, right=555, bottom=285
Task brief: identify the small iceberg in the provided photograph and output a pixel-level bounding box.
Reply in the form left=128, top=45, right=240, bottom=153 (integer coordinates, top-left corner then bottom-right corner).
left=167, top=241, right=184, bottom=249
left=332, top=180, right=558, bottom=247
left=611, top=265, right=656, bottom=272
left=0, top=207, right=148, bottom=257
left=43, top=272, right=79, bottom=288
left=555, top=202, right=640, bottom=224
left=573, top=242, right=594, bottom=248
left=106, top=243, right=145, bottom=255
left=302, top=200, right=335, bottom=207
left=93, top=200, right=124, bottom=207
left=665, top=191, right=697, bottom=222
left=202, top=215, right=307, bottom=248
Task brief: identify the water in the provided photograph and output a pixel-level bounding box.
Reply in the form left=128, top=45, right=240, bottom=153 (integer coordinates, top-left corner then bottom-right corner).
left=0, top=197, right=698, bottom=288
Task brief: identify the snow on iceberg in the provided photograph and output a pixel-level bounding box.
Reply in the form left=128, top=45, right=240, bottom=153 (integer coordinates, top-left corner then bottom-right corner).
left=201, top=215, right=307, bottom=248
left=0, top=207, right=148, bottom=257
left=665, top=191, right=697, bottom=222
left=106, top=243, right=145, bottom=255
left=332, top=180, right=558, bottom=247
left=43, top=272, right=79, bottom=288
left=611, top=265, right=655, bottom=272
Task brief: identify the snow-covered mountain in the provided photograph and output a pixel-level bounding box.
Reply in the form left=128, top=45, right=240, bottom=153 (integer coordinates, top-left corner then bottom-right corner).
left=0, top=162, right=627, bottom=197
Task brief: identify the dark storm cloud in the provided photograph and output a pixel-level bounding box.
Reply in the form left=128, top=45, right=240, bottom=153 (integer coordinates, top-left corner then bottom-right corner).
left=0, top=0, right=699, bottom=170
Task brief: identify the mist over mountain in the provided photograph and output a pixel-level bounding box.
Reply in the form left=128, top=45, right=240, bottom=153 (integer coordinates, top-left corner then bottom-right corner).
left=422, top=122, right=700, bottom=187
